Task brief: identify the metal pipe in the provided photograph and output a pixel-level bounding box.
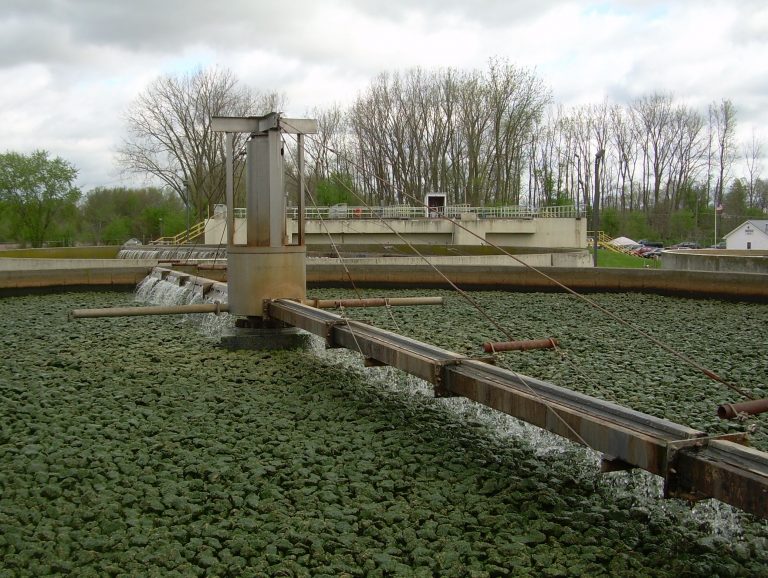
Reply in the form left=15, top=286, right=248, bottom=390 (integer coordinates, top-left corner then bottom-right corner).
left=305, top=297, right=444, bottom=309
left=70, top=302, right=228, bottom=319
left=225, top=132, right=235, bottom=246
left=717, top=398, right=768, bottom=420
left=298, top=133, right=305, bottom=247
left=483, top=338, right=559, bottom=353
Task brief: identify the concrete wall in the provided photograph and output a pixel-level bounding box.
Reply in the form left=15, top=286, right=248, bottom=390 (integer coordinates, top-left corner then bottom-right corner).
left=661, top=250, right=768, bottom=274
left=1, top=259, right=766, bottom=302
left=0, top=246, right=121, bottom=259
left=315, top=251, right=592, bottom=268
left=205, top=216, right=587, bottom=249
left=0, top=257, right=156, bottom=291
left=0, top=259, right=158, bottom=271
left=307, top=263, right=768, bottom=301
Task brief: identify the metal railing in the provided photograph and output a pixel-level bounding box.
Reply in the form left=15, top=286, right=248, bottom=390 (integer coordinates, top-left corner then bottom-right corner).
left=587, top=231, right=638, bottom=255
left=152, top=220, right=207, bottom=246
left=167, top=204, right=584, bottom=245
left=281, top=205, right=583, bottom=220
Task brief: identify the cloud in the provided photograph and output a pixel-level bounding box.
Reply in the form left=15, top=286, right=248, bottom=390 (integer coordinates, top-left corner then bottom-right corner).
left=0, top=0, right=766, bottom=190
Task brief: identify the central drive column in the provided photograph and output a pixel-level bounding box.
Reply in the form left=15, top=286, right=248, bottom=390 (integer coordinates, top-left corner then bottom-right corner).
left=212, top=113, right=316, bottom=349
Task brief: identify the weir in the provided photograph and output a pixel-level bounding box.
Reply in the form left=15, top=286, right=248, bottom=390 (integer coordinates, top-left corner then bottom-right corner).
left=70, top=112, right=768, bottom=521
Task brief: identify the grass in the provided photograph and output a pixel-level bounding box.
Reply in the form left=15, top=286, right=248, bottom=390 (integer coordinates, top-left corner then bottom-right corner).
left=596, top=249, right=658, bottom=268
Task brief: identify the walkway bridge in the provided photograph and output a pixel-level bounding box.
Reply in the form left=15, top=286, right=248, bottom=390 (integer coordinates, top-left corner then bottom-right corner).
left=153, top=205, right=583, bottom=246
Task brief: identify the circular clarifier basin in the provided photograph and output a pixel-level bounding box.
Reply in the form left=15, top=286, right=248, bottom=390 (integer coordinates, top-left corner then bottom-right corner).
left=1, top=288, right=767, bottom=576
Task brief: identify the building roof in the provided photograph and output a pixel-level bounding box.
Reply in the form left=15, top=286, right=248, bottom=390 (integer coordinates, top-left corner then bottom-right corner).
left=723, top=220, right=768, bottom=239
left=610, top=236, right=638, bottom=246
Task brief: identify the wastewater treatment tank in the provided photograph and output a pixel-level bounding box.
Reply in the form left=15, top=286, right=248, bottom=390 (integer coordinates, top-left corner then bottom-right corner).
left=1, top=286, right=767, bottom=576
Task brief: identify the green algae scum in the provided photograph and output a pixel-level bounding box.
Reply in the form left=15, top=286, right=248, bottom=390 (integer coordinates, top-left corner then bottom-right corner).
left=1, top=290, right=767, bottom=576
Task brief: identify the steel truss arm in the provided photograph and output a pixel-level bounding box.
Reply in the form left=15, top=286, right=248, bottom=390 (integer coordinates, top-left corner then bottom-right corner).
left=267, top=299, right=768, bottom=519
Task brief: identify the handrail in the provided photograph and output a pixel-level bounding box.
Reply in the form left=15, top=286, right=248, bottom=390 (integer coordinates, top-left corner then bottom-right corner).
left=211, top=205, right=585, bottom=221
left=587, top=231, right=638, bottom=255
left=152, top=220, right=207, bottom=246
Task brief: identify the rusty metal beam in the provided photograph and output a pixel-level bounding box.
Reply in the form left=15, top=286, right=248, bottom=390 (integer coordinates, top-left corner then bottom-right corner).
left=665, top=439, right=768, bottom=517
left=268, top=298, right=462, bottom=381
left=267, top=299, right=768, bottom=519
left=483, top=338, right=558, bottom=352
left=305, top=296, right=444, bottom=309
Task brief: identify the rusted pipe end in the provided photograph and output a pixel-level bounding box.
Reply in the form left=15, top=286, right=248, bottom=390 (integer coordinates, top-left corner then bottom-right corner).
left=482, top=338, right=559, bottom=353
left=717, top=398, right=768, bottom=420
left=717, top=404, right=736, bottom=420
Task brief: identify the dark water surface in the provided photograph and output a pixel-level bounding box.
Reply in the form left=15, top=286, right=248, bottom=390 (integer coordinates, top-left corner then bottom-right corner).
left=1, top=290, right=766, bottom=576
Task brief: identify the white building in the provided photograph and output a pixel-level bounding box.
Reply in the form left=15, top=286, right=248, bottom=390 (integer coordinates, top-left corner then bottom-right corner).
left=723, top=220, right=768, bottom=250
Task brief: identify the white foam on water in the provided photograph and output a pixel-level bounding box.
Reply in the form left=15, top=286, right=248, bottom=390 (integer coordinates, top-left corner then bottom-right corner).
left=691, top=499, right=749, bottom=540
left=118, top=247, right=226, bottom=260
left=131, top=277, right=767, bottom=538
left=307, top=333, right=768, bottom=539
left=134, top=274, right=233, bottom=338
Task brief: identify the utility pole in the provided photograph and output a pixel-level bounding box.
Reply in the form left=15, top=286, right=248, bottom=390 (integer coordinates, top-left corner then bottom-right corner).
left=592, top=149, right=605, bottom=267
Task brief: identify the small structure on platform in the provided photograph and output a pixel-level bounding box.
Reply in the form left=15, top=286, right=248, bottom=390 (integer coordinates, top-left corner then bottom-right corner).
left=724, top=219, right=768, bottom=250
left=424, top=192, right=447, bottom=217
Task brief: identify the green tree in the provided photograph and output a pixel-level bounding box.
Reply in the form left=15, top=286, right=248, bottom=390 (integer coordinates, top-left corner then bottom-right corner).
left=599, top=207, right=621, bottom=236
left=79, top=186, right=185, bottom=244
left=723, top=178, right=748, bottom=218
left=0, top=150, right=80, bottom=247
left=314, top=173, right=359, bottom=206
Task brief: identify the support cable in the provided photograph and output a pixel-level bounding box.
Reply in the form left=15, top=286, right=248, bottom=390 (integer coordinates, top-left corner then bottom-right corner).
left=281, top=129, right=594, bottom=451
left=282, top=135, right=364, bottom=302
left=282, top=123, right=754, bottom=402
left=283, top=133, right=516, bottom=342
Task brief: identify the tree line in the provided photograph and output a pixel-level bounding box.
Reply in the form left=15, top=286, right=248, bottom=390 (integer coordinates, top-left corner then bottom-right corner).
left=0, top=149, right=186, bottom=247
left=2, top=62, right=765, bottom=247
left=301, top=65, right=765, bottom=242
left=115, top=63, right=764, bottom=244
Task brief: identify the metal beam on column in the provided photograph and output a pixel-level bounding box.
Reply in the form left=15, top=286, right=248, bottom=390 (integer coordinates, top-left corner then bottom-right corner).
left=225, top=132, right=235, bottom=246
left=266, top=298, right=768, bottom=520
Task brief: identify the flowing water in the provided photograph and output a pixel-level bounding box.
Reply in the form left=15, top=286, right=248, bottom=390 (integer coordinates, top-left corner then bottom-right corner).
left=135, top=274, right=233, bottom=338
left=118, top=246, right=226, bottom=261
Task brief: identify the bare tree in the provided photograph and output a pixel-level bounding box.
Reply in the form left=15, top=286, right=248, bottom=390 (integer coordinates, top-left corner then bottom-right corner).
left=118, top=66, right=282, bottom=219
left=630, top=93, right=676, bottom=209
left=743, top=129, right=763, bottom=208
left=667, top=104, right=706, bottom=209
left=344, top=62, right=548, bottom=207
left=709, top=98, right=737, bottom=207
left=610, top=104, right=639, bottom=211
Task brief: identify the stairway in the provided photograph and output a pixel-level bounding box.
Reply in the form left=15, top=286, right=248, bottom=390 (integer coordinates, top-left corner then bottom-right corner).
left=152, top=220, right=207, bottom=245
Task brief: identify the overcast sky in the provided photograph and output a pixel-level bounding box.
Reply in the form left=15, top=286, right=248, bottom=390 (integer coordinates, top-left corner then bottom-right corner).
left=1, top=0, right=766, bottom=191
